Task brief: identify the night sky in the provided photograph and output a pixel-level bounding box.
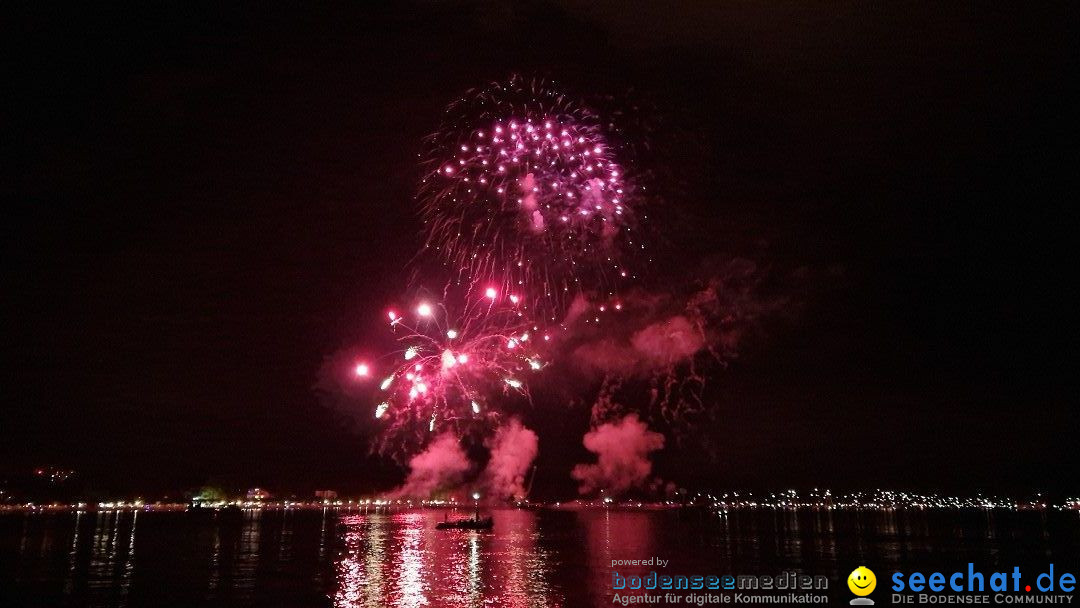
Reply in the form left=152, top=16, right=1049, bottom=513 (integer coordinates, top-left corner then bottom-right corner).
left=4, top=3, right=1075, bottom=497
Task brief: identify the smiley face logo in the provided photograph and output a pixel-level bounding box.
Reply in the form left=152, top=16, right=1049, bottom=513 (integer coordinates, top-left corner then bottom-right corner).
left=848, top=566, right=877, bottom=596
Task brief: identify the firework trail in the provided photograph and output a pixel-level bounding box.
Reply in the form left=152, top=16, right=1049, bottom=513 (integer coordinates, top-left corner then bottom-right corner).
left=416, top=76, right=645, bottom=324
left=355, top=286, right=548, bottom=453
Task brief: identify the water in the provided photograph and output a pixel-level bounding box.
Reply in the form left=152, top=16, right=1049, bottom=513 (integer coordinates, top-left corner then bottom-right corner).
left=2, top=507, right=1078, bottom=607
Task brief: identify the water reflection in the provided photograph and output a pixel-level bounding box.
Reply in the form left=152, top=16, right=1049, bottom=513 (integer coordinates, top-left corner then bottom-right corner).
left=332, top=510, right=562, bottom=607
left=1, top=507, right=1078, bottom=607
left=118, top=510, right=137, bottom=604
left=88, top=511, right=118, bottom=594
left=63, top=510, right=83, bottom=596
left=489, top=510, right=559, bottom=607
left=580, top=510, right=653, bottom=607
left=207, top=520, right=221, bottom=594
left=232, top=509, right=262, bottom=600
left=280, top=508, right=294, bottom=563
left=334, top=512, right=389, bottom=608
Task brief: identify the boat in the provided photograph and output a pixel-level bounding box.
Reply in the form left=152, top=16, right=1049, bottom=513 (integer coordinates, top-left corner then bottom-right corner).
left=436, top=514, right=493, bottom=530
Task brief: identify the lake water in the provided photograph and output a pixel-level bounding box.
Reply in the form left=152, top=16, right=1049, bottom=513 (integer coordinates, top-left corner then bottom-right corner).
left=2, top=507, right=1078, bottom=607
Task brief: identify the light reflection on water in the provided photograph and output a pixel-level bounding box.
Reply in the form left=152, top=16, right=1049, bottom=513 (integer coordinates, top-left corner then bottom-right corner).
left=333, top=510, right=561, bottom=608
left=232, top=509, right=260, bottom=600
left=0, top=507, right=1078, bottom=607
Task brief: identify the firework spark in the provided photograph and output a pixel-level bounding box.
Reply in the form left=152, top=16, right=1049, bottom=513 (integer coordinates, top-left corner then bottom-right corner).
left=363, top=289, right=546, bottom=446
left=417, top=76, right=644, bottom=323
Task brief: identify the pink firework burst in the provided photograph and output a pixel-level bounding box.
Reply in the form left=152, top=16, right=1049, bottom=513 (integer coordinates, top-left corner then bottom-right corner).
left=417, top=76, right=643, bottom=324
left=366, top=289, right=547, bottom=448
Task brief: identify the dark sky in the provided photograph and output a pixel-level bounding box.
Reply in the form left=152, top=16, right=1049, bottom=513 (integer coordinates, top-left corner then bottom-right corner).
left=4, top=2, right=1076, bottom=496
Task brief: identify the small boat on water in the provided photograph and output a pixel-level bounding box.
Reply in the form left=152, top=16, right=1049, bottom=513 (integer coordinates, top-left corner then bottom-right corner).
left=436, top=514, right=493, bottom=530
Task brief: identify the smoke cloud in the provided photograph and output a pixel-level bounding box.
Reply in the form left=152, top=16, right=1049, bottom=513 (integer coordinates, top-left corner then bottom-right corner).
left=390, top=433, right=470, bottom=498
left=572, top=414, right=665, bottom=495
left=483, top=419, right=539, bottom=501
left=566, top=258, right=791, bottom=378
left=572, top=314, right=705, bottom=376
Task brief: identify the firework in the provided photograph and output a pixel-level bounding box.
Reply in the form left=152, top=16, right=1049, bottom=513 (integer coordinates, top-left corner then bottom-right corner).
left=417, top=76, right=644, bottom=323
left=359, top=288, right=546, bottom=447
left=349, top=78, right=659, bottom=458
